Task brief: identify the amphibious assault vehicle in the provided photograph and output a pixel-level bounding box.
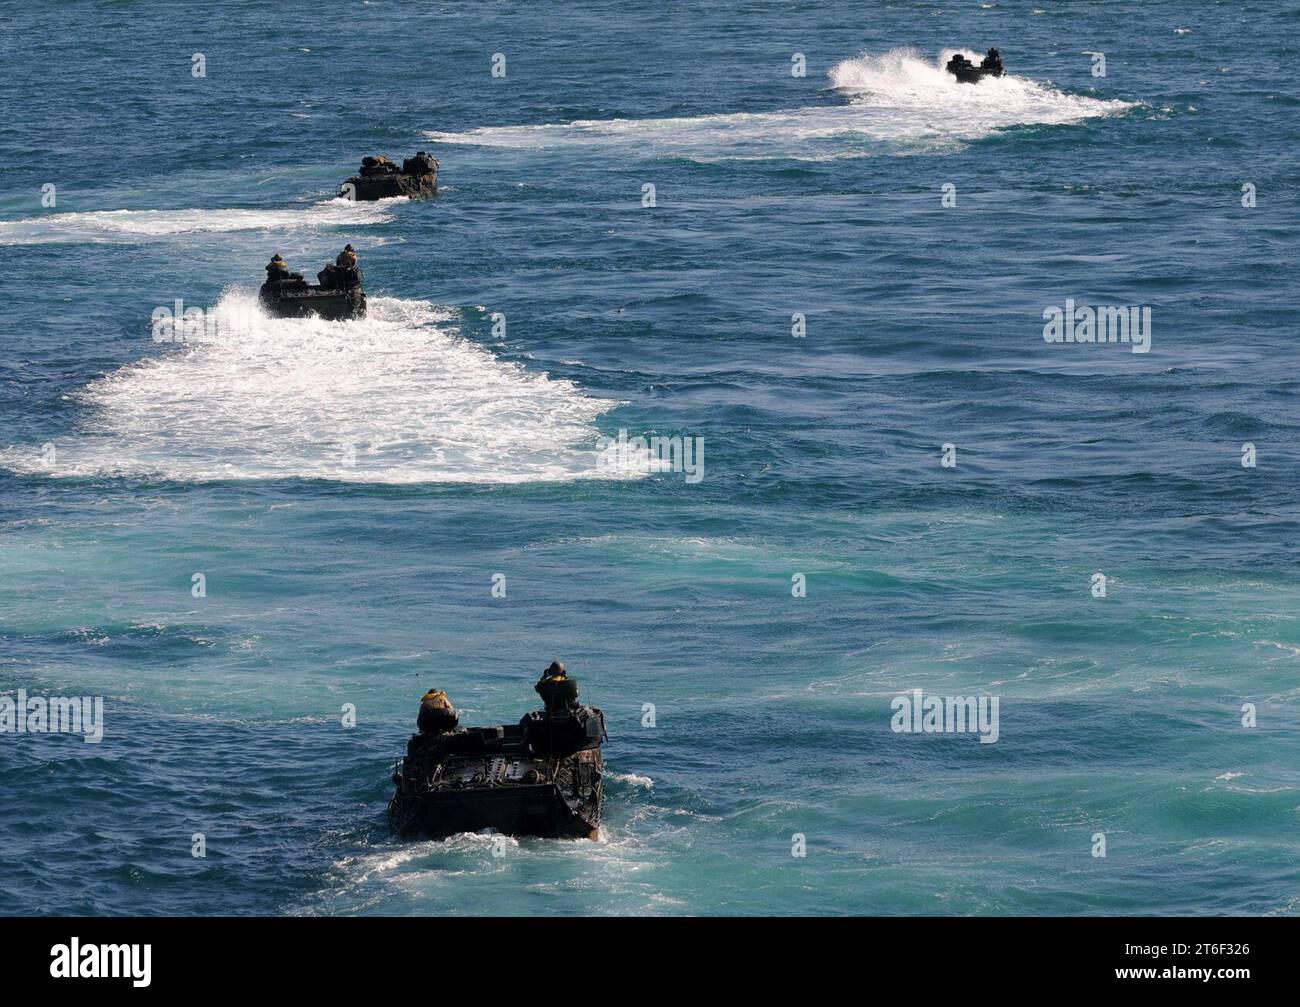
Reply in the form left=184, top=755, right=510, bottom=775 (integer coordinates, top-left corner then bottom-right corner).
left=258, top=247, right=365, bottom=321
left=388, top=666, right=606, bottom=841
left=946, top=48, right=1005, bottom=84
left=341, top=152, right=438, bottom=201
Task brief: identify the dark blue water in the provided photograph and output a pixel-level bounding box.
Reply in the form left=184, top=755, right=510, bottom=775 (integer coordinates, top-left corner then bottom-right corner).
left=2, top=1, right=1298, bottom=915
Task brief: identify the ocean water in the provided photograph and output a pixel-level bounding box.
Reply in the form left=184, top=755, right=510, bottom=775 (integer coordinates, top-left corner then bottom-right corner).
left=1, top=0, right=1298, bottom=916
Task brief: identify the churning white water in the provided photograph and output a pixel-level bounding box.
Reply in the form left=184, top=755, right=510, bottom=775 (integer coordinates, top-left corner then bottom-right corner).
left=1, top=293, right=630, bottom=484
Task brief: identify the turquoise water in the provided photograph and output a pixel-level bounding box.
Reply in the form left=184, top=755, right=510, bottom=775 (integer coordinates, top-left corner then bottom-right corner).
left=1, top=1, right=1298, bottom=915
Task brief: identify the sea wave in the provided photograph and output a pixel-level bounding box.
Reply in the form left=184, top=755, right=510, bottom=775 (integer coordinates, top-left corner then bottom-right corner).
left=423, top=48, right=1134, bottom=161
left=0, top=198, right=397, bottom=246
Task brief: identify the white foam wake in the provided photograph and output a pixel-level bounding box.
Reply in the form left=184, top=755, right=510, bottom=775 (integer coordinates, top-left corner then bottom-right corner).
left=2, top=293, right=627, bottom=484
left=423, top=48, right=1133, bottom=161
left=828, top=47, right=1132, bottom=131
left=0, top=198, right=397, bottom=246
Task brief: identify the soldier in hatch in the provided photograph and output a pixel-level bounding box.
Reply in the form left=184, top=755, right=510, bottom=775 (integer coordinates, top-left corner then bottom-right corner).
left=416, top=689, right=459, bottom=735
left=535, top=662, right=581, bottom=713
left=980, top=48, right=1003, bottom=74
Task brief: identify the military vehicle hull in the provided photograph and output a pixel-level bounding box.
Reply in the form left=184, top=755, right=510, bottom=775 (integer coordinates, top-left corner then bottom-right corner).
left=949, top=64, right=1003, bottom=84
left=389, top=752, right=603, bottom=840
left=343, top=169, right=437, bottom=202
left=389, top=715, right=605, bottom=841
left=258, top=283, right=366, bottom=321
